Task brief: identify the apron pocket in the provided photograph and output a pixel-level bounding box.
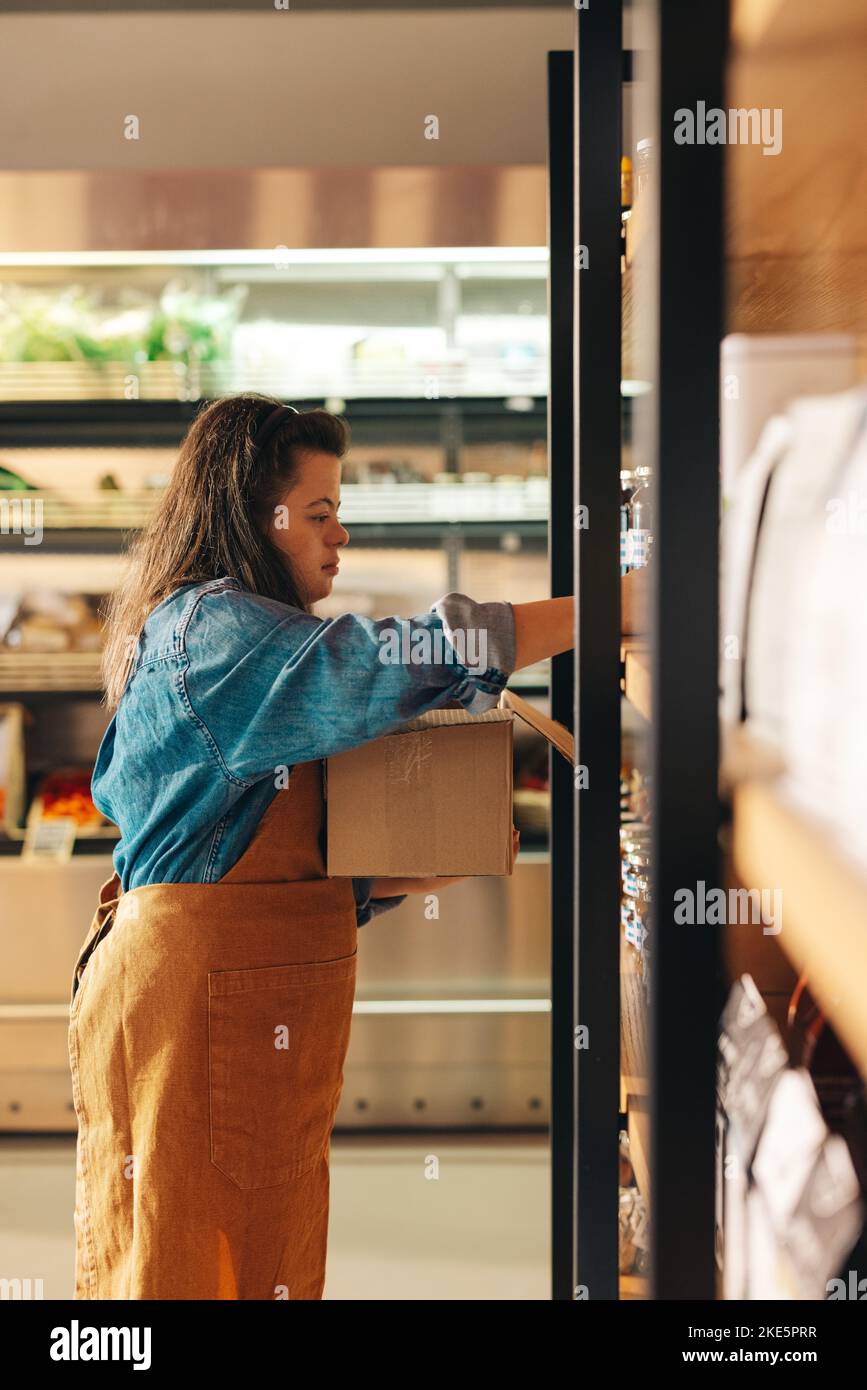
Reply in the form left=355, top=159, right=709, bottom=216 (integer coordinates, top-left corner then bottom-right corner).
left=69, top=908, right=117, bottom=1017
left=208, top=951, right=358, bottom=1190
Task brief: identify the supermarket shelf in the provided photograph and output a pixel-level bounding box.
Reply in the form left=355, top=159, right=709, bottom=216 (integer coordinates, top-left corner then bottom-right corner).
left=0, top=836, right=117, bottom=856
left=0, top=363, right=652, bottom=404
left=732, top=0, right=867, bottom=53
left=0, top=360, right=552, bottom=403
left=0, top=819, right=117, bottom=842
left=719, top=723, right=786, bottom=796
left=0, top=997, right=551, bottom=1025
left=622, top=642, right=651, bottom=721
left=515, top=849, right=550, bottom=864
left=0, top=395, right=547, bottom=448
left=0, top=652, right=103, bottom=693
left=335, top=481, right=550, bottom=524
left=0, top=1003, right=71, bottom=1021
left=732, top=777, right=867, bottom=1081
left=0, top=485, right=551, bottom=558
left=0, top=688, right=105, bottom=701
left=620, top=1075, right=649, bottom=1112
left=0, top=521, right=550, bottom=558
left=621, top=1072, right=649, bottom=1100
left=506, top=659, right=550, bottom=692
left=0, top=490, right=156, bottom=530
left=0, top=480, right=550, bottom=534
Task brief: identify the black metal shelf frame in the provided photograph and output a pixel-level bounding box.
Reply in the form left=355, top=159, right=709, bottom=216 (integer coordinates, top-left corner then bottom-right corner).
left=0, top=521, right=549, bottom=558
left=550, top=0, right=729, bottom=1304
left=0, top=397, right=547, bottom=452
left=648, top=0, right=728, bottom=1300
left=547, top=45, right=577, bottom=1303
left=550, top=7, right=623, bottom=1304
left=572, top=1, right=624, bottom=1301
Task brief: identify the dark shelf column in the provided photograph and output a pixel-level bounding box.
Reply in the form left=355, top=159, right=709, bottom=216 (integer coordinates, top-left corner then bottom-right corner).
left=547, top=46, right=577, bottom=1302
left=650, top=0, right=729, bottom=1300
left=573, top=0, right=623, bottom=1300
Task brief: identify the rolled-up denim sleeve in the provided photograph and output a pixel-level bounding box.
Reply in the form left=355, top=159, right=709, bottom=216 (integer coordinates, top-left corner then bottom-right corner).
left=352, top=876, right=407, bottom=928
left=429, top=591, right=516, bottom=715
left=182, top=586, right=517, bottom=784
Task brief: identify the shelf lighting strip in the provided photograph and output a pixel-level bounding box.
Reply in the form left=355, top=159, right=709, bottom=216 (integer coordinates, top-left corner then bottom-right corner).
left=0, top=999, right=552, bottom=1022
left=0, top=247, right=550, bottom=270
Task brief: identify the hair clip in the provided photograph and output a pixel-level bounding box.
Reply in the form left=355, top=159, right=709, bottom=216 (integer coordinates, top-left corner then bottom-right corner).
left=250, top=403, right=300, bottom=456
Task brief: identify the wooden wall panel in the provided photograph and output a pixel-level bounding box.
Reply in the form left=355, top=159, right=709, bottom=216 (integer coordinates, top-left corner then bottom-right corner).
left=727, top=0, right=867, bottom=352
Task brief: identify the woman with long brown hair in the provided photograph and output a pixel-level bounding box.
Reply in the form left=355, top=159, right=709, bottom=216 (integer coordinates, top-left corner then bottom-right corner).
left=68, top=393, right=575, bottom=1299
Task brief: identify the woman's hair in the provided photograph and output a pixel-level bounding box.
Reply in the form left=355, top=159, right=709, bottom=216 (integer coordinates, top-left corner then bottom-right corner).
left=100, top=393, right=350, bottom=710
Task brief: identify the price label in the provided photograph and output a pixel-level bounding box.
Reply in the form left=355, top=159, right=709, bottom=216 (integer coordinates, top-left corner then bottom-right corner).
left=22, top=816, right=76, bottom=862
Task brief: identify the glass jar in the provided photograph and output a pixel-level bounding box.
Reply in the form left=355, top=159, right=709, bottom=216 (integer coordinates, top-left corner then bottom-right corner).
left=635, top=138, right=653, bottom=200
left=619, top=467, right=654, bottom=572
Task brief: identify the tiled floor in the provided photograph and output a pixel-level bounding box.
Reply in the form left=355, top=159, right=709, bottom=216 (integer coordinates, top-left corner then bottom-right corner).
left=0, top=1132, right=550, bottom=1300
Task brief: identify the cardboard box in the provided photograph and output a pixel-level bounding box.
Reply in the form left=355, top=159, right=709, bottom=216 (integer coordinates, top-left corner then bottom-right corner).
left=621, top=565, right=650, bottom=636
left=325, top=688, right=574, bottom=878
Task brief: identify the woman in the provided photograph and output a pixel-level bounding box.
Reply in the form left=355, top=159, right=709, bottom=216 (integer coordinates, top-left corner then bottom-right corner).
left=68, top=394, right=575, bottom=1300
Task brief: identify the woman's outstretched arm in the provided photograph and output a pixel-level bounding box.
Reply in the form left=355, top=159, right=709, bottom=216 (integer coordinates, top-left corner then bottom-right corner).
left=511, top=596, right=575, bottom=671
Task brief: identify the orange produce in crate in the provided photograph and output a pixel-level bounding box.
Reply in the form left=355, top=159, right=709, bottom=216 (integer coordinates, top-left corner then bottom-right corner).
left=35, top=770, right=105, bottom=827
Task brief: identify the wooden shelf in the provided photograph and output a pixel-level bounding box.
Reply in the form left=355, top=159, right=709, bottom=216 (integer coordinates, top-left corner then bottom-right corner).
left=732, top=0, right=866, bottom=51
left=621, top=1072, right=649, bottom=1102
left=0, top=652, right=103, bottom=693
left=728, top=0, right=867, bottom=339
left=732, top=777, right=867, bottom=1080
left=622, top=643, right=651, bottom=722
left=719, top=725, right=785, bottom=798
left=619, top=1272, right=649, bottom=1301
left=620, top=1071, right=650, bottom=1110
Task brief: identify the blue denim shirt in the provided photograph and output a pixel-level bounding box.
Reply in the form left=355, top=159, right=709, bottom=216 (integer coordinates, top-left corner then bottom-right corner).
left=91, top=577, right=516, bottom=925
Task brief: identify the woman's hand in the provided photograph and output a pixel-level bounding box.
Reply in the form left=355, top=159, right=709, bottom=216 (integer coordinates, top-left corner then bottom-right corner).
left=369, top=874, right=466, bottom=894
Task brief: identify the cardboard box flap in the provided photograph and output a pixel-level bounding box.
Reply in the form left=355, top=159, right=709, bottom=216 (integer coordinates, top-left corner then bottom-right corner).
left=499, top=688, right=575, bottom=766
left=398, top=706, right=512, bottom=733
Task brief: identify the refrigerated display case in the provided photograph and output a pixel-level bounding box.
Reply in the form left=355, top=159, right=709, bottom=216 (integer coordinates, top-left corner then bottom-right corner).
left=0, top=363, right=559, bottom=1136
left=0, top=249, right=548, bottom=404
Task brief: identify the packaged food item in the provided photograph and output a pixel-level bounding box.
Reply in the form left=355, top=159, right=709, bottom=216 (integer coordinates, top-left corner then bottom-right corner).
left=635, top=138, right=653, bottom=199
left=620, top=155, right=633, bottom=271
left=620, top=466, right=653, bottom=573
left=619, top=1185, right=650, bottom=1275
left=0, top=465, right=36, bottom=490
left=619, top=1128, right=635, bottom=1187
left=2, top=591, right=104, bottom=653
left=620, top=812, right=652, bottom=967
left=0, top=703, right=26, bottom=832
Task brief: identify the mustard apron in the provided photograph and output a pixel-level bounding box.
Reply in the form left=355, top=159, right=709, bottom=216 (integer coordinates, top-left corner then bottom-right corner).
left=67, top=759, right=358, bottom=1300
